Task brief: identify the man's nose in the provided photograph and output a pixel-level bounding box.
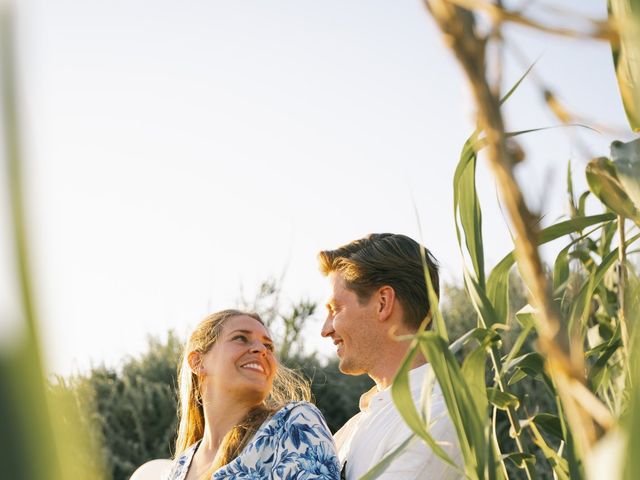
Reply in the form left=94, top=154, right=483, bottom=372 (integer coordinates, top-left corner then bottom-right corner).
left=320, top=315, right=334, bottom=338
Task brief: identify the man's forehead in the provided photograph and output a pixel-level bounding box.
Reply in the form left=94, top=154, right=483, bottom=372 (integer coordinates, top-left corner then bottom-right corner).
left=325, top=272, right=347, bottom=300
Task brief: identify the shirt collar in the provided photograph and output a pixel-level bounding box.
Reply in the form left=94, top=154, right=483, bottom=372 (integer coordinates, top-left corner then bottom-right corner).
left=359, top=363, right=430, bottom=411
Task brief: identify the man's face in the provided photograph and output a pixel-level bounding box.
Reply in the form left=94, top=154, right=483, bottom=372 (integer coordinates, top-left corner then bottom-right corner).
left=321, top=272, right=379, bottom=375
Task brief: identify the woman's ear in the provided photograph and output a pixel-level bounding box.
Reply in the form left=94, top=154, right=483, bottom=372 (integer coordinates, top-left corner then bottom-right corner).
left=376, top=285, right=396, bottom=322
left=188, top=351, right=203, bottom=375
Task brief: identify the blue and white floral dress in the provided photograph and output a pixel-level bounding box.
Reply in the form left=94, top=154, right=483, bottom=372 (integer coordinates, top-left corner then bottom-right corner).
left=166, top=401, right=340, bottom=480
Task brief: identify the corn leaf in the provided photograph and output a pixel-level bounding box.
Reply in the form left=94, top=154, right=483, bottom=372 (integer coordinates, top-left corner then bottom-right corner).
left=569, top=232, right=640, bottom=331
left=487, top=388, right=520, bottom=410
left=390, top=344, right=458, bottom=469
left=611, top=138, right=640, bottom=210
left=454, top=134, right=485, bottom=286
left=417, top=332, right=488, bottom=479
left=463, top=268, right=501, bottom=327
left=623, top=289, right=640, bottom=479
left=531, top=413, right=564, bottom=441
left=487, top=213, right=616, bottom=323
left=461, top=342, right=489, bottom=419
left=358, top=434, right=417, bottom=480
left=587, top=154, right=640, bottom=225
left=609, top=0, right=640, bottom=131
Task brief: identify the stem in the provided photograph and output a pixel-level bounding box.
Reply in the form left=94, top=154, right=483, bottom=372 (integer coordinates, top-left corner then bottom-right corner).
left=492, top=406, right=511, bottom=480
left=617, top=216, right=632, bottom=394
left=617, top=216, right=630, bottom=363
left=488, top=346, right=533, bottom=480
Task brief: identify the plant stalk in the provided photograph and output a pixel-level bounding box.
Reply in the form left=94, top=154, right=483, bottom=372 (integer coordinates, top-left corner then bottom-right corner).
left=617, top=216, right=632, bottom=393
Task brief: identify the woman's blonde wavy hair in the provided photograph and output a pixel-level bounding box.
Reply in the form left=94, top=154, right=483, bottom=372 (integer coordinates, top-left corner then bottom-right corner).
left=174, top=309, right=311, bottom=475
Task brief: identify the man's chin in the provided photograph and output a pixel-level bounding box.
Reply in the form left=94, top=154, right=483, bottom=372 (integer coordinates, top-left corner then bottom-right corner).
left=338, top=359, right=366, bottom=376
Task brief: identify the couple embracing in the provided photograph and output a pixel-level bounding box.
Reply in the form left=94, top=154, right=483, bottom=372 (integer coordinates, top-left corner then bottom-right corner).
left=161, top=233, right=462, bottom=479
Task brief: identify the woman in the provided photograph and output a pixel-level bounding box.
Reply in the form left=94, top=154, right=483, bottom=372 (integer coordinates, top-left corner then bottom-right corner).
left=165, top=309, right=340, bottom=480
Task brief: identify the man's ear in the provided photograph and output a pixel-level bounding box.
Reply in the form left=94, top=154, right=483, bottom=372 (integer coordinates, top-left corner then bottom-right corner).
left=376, top=285, right=396, bottom=322
left=187, top=351, right=203, bottom=375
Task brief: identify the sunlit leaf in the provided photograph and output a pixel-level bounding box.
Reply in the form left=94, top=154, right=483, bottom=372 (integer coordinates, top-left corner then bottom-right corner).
left=586, top=156, right=640, bottom=224
left=611, top=138, right=640, bottom=210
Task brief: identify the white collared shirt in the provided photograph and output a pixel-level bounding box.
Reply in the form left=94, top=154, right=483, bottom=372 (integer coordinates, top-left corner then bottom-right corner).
left=334, top=364, right=463, bottom=480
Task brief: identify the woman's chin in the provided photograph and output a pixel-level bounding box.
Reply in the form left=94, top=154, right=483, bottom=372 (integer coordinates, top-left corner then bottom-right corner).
left=229, top=383, right=270, bottom=405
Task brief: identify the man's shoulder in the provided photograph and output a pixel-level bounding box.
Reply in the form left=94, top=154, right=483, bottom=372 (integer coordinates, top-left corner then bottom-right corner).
left=335, top=411, right=364, bottom=439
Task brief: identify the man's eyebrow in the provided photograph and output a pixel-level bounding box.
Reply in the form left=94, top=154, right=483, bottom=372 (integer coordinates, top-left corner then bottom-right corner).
left=227, top=329, right=273, bottom=342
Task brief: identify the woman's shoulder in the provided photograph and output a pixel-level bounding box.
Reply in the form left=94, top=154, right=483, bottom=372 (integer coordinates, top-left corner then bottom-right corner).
left=163, top=442, right=199, bottom=480
left=263, top=401, right=335, bottom=448
left=272, top=401, right=325, bottom=421
left=266, top=402, right=340, bottom=478
left=130, top=459, right=173, bottom=480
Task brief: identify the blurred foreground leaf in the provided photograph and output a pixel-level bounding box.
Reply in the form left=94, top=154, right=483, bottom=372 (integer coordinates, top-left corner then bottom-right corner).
left=609, top=0, right=640, bottom=131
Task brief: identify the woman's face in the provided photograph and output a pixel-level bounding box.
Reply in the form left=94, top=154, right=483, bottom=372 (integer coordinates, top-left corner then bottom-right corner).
left=197, top=315, right=277, bottom=405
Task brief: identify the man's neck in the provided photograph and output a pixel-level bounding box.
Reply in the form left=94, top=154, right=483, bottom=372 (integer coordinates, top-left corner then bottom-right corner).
left=368, top=352, right=426, bottom=391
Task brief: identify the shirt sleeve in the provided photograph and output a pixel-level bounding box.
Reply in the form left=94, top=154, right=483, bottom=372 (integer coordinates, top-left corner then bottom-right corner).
left=270, top=402, right=341, bottom=480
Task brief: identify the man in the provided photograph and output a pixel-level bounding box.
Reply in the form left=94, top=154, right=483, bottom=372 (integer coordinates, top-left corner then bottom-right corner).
left=318, top=233, right=462, bottom=479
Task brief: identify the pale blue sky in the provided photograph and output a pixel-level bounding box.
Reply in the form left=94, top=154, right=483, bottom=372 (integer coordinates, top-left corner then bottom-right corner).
left=1, top=0, right=634, bottom=373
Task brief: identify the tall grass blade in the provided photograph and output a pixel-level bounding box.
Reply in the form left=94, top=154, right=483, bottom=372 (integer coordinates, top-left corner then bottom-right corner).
left=0, top=4, right=65, bottom=480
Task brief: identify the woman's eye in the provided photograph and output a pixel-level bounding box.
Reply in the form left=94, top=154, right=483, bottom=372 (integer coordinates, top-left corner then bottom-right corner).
left=233, top=335, right=247, bottom=342
left=264, top=343, right=275, bottom=352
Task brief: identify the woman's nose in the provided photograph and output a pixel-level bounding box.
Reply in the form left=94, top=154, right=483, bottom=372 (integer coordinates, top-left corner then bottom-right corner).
left=250, top=341, right=267, bottom=354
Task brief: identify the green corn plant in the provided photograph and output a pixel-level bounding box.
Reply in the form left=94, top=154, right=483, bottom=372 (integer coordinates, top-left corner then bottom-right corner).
left=363, top=2, right=640, bottom=480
